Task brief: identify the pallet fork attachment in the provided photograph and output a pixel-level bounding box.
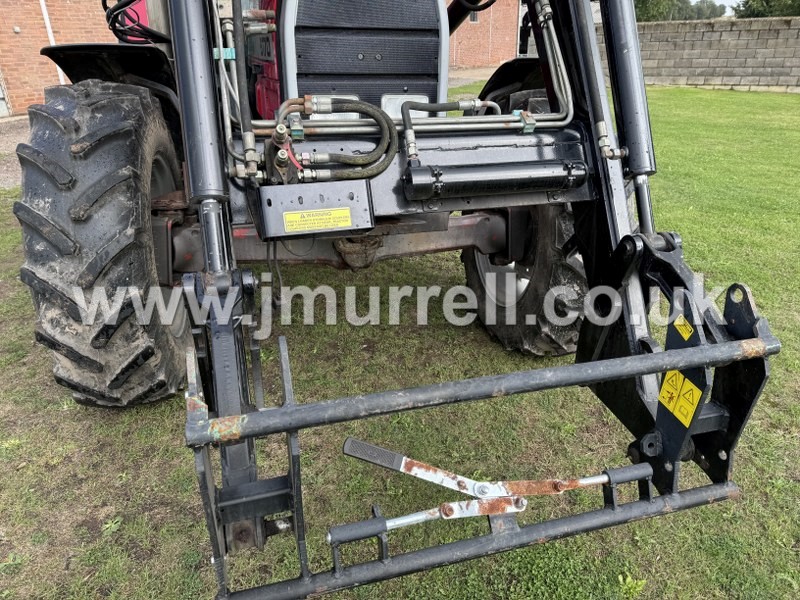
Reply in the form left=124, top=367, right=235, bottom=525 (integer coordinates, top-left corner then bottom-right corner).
left=184, top=263, right=779, bottom=598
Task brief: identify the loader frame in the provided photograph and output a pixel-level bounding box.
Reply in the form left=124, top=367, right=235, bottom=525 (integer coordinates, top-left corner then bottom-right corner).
left=149, top=0, right=780, bottom=597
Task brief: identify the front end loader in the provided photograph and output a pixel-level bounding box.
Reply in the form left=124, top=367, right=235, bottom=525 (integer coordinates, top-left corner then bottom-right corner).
left=14, top=0, right=780, bottom=597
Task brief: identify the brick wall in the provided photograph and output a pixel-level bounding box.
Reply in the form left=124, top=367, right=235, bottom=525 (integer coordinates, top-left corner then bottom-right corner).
left=0, top=0, right=115, bottom=115
left=597, top=17, right=800, bottom=93
left=449, top=0, right=519, bottom=69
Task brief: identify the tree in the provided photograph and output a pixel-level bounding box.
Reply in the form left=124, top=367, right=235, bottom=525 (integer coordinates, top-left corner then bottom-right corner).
left=694, top=0, right=727, bottom=18
left=734, top=0, right=800, bottom=16
left=635, top=0, right=673, bottom=21
left=635, top=0, right=727, bottom=21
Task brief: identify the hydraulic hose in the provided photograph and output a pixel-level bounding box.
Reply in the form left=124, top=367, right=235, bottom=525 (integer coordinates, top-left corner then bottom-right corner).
left=328, top=105, right=398, bottom=181
left=231, top=0, right=253, bottom=133
left=401, top=101, right=462, bottom=158
left=326, top=101, right=391, bottom=166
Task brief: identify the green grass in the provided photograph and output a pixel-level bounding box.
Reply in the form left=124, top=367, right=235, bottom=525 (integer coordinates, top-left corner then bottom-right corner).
left=0, top=87, right=799, bottom=599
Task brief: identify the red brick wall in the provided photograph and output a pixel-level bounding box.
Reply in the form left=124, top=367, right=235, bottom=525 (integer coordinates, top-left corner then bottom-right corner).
left=449, top=0, right=520, bottom=69
left=0, top=0, right=116, bottom=115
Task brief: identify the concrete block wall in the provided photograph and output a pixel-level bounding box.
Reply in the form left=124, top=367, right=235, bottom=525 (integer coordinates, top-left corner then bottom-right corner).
left=596, top=17, right=800, bottom=93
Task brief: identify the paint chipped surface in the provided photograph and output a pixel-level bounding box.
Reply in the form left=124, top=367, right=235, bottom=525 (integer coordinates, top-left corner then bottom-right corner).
left=186, top=394, right=208, bottom=414
left=739, top=338, right=767, bottom=360
left=208, top=415, right=248, bottom=442
left=402, top=458, right=470, bottom=494
left=475, top=497, right=517, bottom=516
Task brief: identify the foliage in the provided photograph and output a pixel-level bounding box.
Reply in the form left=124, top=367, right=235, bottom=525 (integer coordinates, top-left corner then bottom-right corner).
left=734, top=0, right=800, bottom=16
left=635, top=0, right=727, bottom=21
left=617, top=572, right=647, bottom=599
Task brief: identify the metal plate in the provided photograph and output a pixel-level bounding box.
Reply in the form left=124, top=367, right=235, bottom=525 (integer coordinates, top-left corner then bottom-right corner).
left=258, top=180, right=374, bottom=239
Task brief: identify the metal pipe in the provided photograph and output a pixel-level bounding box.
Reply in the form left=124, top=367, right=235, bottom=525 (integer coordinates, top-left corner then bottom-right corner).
left=212, top=5, right=244, bottom=163
left=276, top=98, right=305, bottom=124
left=311, top=115, right=519, bottom=126
left=187, top=336, right=779, bottom=445
left=223, top=25, right=242, bottom=119
left=232, top=0, right=258, bottom=175
left=199, top=199, right=230, bottom=274
left=634, top=174, right=655, bottom=234
left=543, top=15, right=575, bottom=127
left=168, top=0, right=227, bottom=199
left=229, top=483, right=740, bottom=600
left=483, top=101, right=502, bottom=115
left=254, top=122, right=530, bottom=137
left=254, top=112, right=561, bottom=129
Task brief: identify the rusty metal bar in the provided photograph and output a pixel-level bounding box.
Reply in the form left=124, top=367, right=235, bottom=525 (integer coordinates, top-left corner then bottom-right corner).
left=186, top=335, right=780, bottom=447
left=229, top=482, right=740, bottom=600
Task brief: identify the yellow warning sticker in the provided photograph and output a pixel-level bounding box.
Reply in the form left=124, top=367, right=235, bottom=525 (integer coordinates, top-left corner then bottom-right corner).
left=673, top=314, right=695, bottom=341
left=283, top=208, right=353, bottom=234
left=659, top=370, right=703, bottom=427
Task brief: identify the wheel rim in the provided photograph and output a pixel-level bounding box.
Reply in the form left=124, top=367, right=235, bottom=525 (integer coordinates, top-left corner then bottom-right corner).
left=150, top=152, right=188, bottom=340
left=474, top=250, right=533, bottom=308
left=150, top=153, right=175, bottom=198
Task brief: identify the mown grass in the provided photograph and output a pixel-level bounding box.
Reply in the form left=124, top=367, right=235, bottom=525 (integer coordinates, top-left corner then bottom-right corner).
left=0, top=87, right=798, bottom=599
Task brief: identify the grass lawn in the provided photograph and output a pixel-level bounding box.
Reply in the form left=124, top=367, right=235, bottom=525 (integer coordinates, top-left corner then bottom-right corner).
left=0, top=86, right=798, bottom=599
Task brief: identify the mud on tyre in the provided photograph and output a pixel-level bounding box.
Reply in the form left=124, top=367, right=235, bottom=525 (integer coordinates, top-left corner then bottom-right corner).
left=463, top=204, right=587, bottom=356
left=15, top=80, right=185, bottom=407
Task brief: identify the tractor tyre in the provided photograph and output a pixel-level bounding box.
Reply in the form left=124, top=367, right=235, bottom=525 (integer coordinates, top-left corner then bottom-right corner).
left=462, top=204, right=587, bottom=356
left=15, top=80, right=186, bottom=407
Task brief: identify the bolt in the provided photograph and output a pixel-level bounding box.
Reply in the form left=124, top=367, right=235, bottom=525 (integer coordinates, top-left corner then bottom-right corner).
left=718, top=450, right=728, bottom=461
left=440, top=504, right=455, bottom=518
left=273, top=123, right=288, bottom=143
left=664, top=462, right=674, bottom=473
left=375, top=53, right=382, bottom=61
left=358, top=53, right=364, bottom=60
left=276, top=149, right=289, bottom=167
left=513, top=497, right=527, bottom=510
left=476, top=484, right=490, bottom=497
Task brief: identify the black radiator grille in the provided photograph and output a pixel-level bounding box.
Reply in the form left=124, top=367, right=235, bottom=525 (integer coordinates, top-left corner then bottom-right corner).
left=292, top=0, right=442, bottom=106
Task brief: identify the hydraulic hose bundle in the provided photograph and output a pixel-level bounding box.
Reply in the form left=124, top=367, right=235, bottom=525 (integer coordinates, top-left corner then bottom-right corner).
left=296, top=99, right=399, bottom=182
left=103, top=0, right=170, bottom=44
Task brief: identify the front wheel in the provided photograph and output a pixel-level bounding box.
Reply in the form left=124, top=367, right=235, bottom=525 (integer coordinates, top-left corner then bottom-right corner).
left=15, top=80, right=186, bottom=407
left=462, top=204, right=587, bottom=356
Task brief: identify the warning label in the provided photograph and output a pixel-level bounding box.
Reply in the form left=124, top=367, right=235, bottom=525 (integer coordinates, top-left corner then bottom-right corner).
left=673, top=314, right=695, bottom=342
left=659, top=369, right=703, bottom=427
left=284, top=208, right=352, bottom=234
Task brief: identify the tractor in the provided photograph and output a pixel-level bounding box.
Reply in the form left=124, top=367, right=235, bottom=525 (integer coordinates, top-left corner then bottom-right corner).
left=14, top=0, right=779, bottom=597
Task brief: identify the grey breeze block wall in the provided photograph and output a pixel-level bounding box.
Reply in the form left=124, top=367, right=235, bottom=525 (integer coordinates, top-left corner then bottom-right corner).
left=595, top=17, right=800, bottom=93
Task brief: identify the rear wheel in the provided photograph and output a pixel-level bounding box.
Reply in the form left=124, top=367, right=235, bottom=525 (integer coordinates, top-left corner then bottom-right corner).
left=463, top=204, right=586, bottom=356
left=15, top=80, right=186, bottom=407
